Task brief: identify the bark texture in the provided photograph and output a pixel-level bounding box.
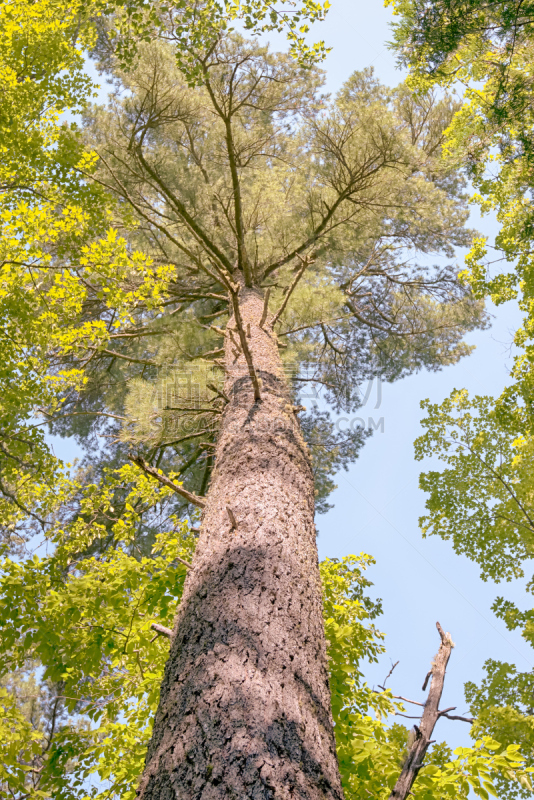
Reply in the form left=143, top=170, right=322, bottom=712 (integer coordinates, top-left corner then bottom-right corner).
left=137, top=285, right=345, bottom=800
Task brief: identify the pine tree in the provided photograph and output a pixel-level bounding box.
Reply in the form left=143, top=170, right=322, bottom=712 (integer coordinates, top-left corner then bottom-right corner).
left=38, top=24, right=488, bottom=797
left=388, top=2, right=534, bottom=793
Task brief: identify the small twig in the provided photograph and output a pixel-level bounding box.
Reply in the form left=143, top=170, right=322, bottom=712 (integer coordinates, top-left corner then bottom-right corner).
left=38, top=408, right=127, bottom=422
left=0, top=478, right=47, bottom=526
left=87, top=346, right=162, bottom=367
left=379, top=660, right=400, bottom=690
left=150, top=623, right=172, bottom=639
left=372, top=690, right=425, bottom=708
left=161, top=429, right=210, bottom=449
left=226, top=506, right=238, bottom=529
left=392, top=695, right=425, bottom=707
left=422, top=671, right=432, bottom=691
left=134, top=649, right=145, bottom=679
left=175, top=555, right=193, bottom=569
left=210, top=325, right=226, bottom=337
left=200, top=348, right=226, bottom=360
left=259, top=287, right=271, bottom=328
left=164, top=405, right=222, bottom=414
left=227, top=326, right=242, bottom=353
left=129, top=455, right=205, bottom=508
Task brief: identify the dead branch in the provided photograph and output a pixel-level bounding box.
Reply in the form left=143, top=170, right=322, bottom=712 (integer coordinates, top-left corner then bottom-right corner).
left=210, top=325, right=226, bottom=337
left=129, top=455, right=206, bottom=508
left=388, top=622, right=458, bottom=800
left=390, top=695, right=425, bottom=707
left=164, top=406, right=222, bottom=415
left=379, top=660, right=400, bottom=690
left=227, top=326, right=242, bottom=354
left=440, top=713, right=474, bottom=724
left=207, top=382, right=230, bottom=403
left=87, top=347, right=163, bottom=367
left=372, top=689, right=425, bottom=708
left=161, top=429, right=210, bottom=448
left=199, top=348, right=226, bottom=360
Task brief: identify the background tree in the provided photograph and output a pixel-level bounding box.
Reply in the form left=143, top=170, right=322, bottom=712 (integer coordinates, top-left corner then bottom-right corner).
left=388, top=1, right=534, bottom=794
left=387, top=0, right=534, bottom=340
left=414, top=383, right=534, bottom=799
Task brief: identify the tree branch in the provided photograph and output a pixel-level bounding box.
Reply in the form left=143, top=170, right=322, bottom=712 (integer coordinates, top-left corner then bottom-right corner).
left=175, top=555, right=193, bottom=569
left=129, top=455, right=205, bottom=508
left=151, top=623, right=173, bottom=639
left=135, top=146, right=235, bottom=284
left=270, top=256, right=311, bottom=328
left=202, top=68, right=253, bottom=285
left=389, top=622, right=454, bottom=800
left=440, top=713, right=474, bottom=724
left=259, top=287, right=271, bottom=329
left=87, top=347, right=163, bottom=368
left=230, top=289, right=262, bottom=402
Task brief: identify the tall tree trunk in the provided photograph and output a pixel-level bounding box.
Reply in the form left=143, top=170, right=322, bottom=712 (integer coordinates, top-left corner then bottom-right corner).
left=137, top=285, right=345, bottom=800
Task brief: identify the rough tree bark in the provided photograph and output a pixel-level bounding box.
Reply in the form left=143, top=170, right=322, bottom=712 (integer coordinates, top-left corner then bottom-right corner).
left=137, top=284, right=345, bottom=799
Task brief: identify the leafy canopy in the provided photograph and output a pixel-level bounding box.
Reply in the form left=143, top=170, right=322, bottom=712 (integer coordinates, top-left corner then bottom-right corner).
left=2, top=525, right=529, bottom=799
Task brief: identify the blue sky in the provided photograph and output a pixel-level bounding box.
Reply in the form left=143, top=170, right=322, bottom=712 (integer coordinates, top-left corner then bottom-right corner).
left=71, top=0, right=534, bottom=750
